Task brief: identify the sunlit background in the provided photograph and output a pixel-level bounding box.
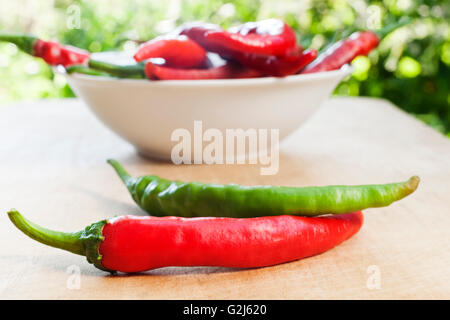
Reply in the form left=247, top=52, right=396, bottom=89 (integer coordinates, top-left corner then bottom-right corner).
left=0, top=0, right=449, bottom=135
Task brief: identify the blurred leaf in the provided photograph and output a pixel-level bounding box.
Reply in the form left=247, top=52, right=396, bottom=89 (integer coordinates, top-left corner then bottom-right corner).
left=397, top=56, right=422, bottom=78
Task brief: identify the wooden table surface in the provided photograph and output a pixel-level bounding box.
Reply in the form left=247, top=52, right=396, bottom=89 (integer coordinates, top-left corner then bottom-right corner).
left=0, top=97, right=449, bottom=299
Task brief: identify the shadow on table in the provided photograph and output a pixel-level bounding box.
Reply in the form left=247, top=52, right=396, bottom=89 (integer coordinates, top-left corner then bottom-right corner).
left=0, top=255, right=241, bottom=279
left=69, top=184, right=145, bottom=216
left=112, top=148, right=322, bottom=184
left=107, top=266, right=243, bottom=278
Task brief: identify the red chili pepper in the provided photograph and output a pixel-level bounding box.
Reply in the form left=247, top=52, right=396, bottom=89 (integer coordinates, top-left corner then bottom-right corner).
left=233, top=48, right=318, bottom=77
left=0, top=34, right=90, bottom=66
left=59, top=44, right=92, bottom=66
left=146, top=61, right=264, bottom=80
left=178, top=22, right=222, bottom=51
left=145, top=62, right=236, bottom=80
left=231, top=67, right=265, bottom=79
left=301, top=31, right=379, bottom=74
left=204, top=19, right=297, bottom=56
left=34, top=39, right=89, bottom=66
left=36, top=40, right=62, bottom=65
left=8, top=210, right=363, bottom=273
left=180, top=22, right=308, bottom=77
left=134, top=35, right=207, bottom=69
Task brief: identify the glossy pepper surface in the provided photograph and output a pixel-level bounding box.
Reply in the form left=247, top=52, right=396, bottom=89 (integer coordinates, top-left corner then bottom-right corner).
left=0, top=33, right=89, bottom=66
left=134, top=35, right=207, bottom=68
left=108, top=159, right=419, bottom=218
left=178, top=22, right=223, bottom=52
left=231, top=48, right=317, bottom=77
left=204, top=19, right=297, bottom=56
left=8, top=210, right=363, bottom=273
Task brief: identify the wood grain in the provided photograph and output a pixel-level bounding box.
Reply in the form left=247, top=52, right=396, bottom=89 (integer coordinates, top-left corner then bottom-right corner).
left=0, top=97, right=448, bottom=299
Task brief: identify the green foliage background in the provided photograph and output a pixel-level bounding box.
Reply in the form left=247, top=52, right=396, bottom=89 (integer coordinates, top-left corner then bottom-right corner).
left=0, top=0, right=449, bottom=135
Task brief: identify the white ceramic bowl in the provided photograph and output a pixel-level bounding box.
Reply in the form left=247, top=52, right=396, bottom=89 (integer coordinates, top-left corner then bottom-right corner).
left=62, top=65, right=352, bottom=161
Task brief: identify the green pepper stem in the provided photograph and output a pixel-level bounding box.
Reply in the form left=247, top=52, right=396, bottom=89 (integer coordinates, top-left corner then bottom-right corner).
left=88, top=59, right=145, bottom=78
left=0, top=33, right=37, bottom=54
left=7, top=209, right=85, bottom=256
left=107, top=159, right=135, bottom=189
left=66, top=65, right=113, bottom=77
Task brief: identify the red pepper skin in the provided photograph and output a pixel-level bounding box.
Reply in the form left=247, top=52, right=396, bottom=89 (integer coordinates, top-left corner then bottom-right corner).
left=231, top=67, right=265, bottom=79
left=37, top=40, right=61, bottom=65
left=145, top=62, right=236, bottom=80
left=204, top=19, right=297, bottom=56
left=33, top=39, right=90, bottom=66
left=146, top=62, right=264, bottom=80
left=134, top=36, right=207, bottom=68
left=233, top=48, right=317, bottom=77
left=180, top=23, right=309, bottom=77
left=59, top=44, right=91, bottom=66
left=178, top=23, right=224, bottom=53
left=33, top=39, right=49, bottom=59
left=99, top=212, right=363, bottom=273
left=302, top=31, right=379, bottom=74
left=8, top=209, right=363, bottom=274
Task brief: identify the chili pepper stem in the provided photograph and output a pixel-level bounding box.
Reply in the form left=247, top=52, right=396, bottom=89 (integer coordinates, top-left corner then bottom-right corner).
left=107, top=159, right=135, bottom=189
left=7, top=209, right=84, bottom=255
left=0, top=33, right=37, bottom=54
left=7, top=209, right=110, bottom=271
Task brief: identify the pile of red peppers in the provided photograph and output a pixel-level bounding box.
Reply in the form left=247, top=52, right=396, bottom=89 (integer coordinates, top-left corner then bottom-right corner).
left=0, top=18, right=383, bottom=80
left=134, top=19, right=379, bottom=80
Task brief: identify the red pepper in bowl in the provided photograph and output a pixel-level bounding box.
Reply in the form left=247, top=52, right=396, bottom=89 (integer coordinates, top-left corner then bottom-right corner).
left=145, top=62, right=235, bottom=80
left=178, top=22, right=223, bottom=52
left=0, top=33, right=90, bottom=66
left=204, top=19, right=297, bottom=56
left=8, top=209, right=363, bottom=273
left=180, top=21, right=313, bottom=77
left=134, top=35, right=207, bottom=69
left=232, top=47, right=318, bottom=77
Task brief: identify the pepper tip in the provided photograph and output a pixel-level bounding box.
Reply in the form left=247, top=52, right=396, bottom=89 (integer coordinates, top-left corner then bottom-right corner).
left=7, top=208, right=20, bottom=219
left=408, top=176, right=420, bottom=191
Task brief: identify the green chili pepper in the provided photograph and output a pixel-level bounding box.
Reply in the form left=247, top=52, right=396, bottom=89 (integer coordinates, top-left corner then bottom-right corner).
left=66, top=65, right=113, bottom=77
left=88, top=59, right=145, bottom=78
left=108, top=159, right=420, bottom=218
left=87, top=51, right=146, bottom=79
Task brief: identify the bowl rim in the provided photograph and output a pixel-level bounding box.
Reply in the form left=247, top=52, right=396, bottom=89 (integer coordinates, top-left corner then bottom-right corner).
left=58, top=64, right=353, bottom=87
